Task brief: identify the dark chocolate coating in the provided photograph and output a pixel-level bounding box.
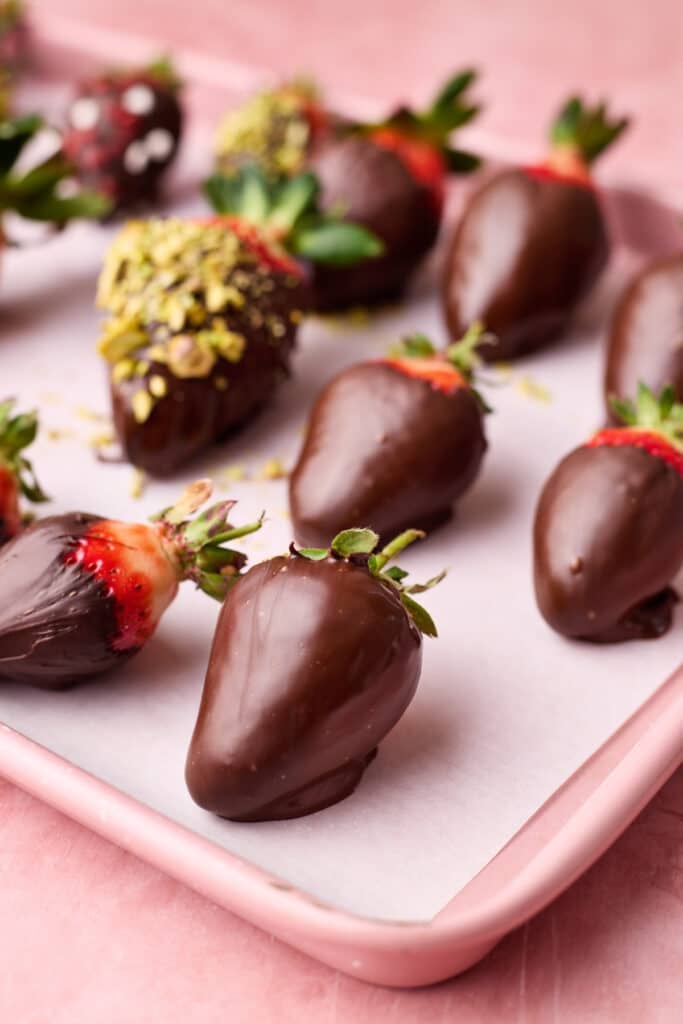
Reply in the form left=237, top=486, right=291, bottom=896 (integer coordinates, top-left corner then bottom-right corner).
left=605, top=253, right=683, bottom=417
left=289, top=362, right=487, bottom=548
left=443, top=168, right=609, bottom=361
left=0, top=514, right=127, bottom=688
left=185, top=553, right=422, bottom=821
left=534, top=445, right=683, bottom=641
left=111, top=270, right=306, bottom=477
left=308, top=135, right=440, bottom=310
left=62, top=75, right=183, bottom=214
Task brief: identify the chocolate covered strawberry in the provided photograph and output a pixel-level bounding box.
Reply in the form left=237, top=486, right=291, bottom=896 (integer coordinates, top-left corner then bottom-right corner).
left=290, top=324, right=491, bottom=547
left=605, top=254, right=683, bottom=417
left=62, top=56, right=183, bottom=214
left=308, top=69, right=481, bottom=310
left=185, top=527, right=444, bottom=821
left=0, top=399, right=47, bottom=545
left=534, top=385, right=683, bottom=642
left=0, top=480, right=262, bottom=689
left=97, top=166, right=381, bottom=476
left=214, top=78, right=335, bottom=178
left=444, top=96, right=629, bottom=361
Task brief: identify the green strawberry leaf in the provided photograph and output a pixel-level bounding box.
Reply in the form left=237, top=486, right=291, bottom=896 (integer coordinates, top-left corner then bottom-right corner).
left=330, top=528, right=380, bottom=557
left=400, top=593, right=438, bottom=638
left=292, top=220, right=384, bottom=265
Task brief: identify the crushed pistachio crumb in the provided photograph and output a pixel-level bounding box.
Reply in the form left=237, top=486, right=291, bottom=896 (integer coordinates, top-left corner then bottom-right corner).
left=112, top=358, right=137, bottom=383
left=258, top=457, right=288, bottom=480
left=47, top=427, right=76, bottom=441
left=215, top=376, right=229, bottom=391
left=217, top=464, right=249, bottom=487
left=74, top=405, right=110, bottom=423
left=515, top=375, right=552, bottom=404
left=148, top=374, right=168, bottom=398
left=131, top=389, right=154, bottom=424
left=89, top=430, right=116, bottom=448
left=130, top=468, right=147, bottom=499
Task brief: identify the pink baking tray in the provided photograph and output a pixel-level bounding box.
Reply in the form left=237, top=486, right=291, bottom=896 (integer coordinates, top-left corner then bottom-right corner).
left=0, top=15, right=681, bottom=988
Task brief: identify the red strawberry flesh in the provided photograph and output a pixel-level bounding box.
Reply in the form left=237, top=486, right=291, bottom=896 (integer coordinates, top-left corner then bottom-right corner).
left=587, top=427, right=683, bottom=478
left=380, top=356, right=467, bottom=394
left=63, top=520, right=178, bottom=652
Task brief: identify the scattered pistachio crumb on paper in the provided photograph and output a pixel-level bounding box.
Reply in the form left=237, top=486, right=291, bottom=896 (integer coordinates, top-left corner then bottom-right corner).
left=276, top=506, right=291, bottom=520
left=129, top=468, right=147, bottom=499
left=40, top=392, right=62, bottom=405
left=89, top=430, right=116, bottom=449
left=258, top=457, right=288, bottom=481
left=515, top=375, right=552, bottom=404
left=74, top=405, right=111, bottom=423
left=46, top=427, right=76, bottom=441
left=346, top=306, right=370, bottom=326
left=493, top=361, right=513, bottom=380
left=216, top=464, right=249, bottom=487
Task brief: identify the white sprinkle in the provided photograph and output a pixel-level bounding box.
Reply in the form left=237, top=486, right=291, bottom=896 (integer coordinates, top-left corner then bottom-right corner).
left=145, top=127, right=174, bottom=161
left=124, top=140, right=149, bottom=174
left=121, top=84, right=155, bottom=116
left=69, top=97, right=100, bottom=131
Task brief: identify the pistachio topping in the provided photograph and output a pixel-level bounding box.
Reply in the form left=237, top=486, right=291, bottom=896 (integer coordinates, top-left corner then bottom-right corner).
left=214, top=87, right=313, bottom=177
left=97, top=217, right=299, bottom=422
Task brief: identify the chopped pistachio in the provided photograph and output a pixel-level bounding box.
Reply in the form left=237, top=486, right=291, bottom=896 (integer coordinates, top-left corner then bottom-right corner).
left=515, top=375, right=552, bottom=404
left=89, top=430, right=116, bottom=448
left=217, top=464, right=248, bottom=486
left=131, top=389, right=154, bottom=424
left=112, top=358, right=137, bottom=383
left=213, top=86, right=312, bottom=177
left=129, top=468, right=147, bottom=499
left=215, top=376, right=229, bottom=391
left=289, top=309, right=303, bottom=324
left=258, top=457, right=287, bottom=480
left=148, top=374, right=168, bottom=398
left=167, top=334, right=216, bottom=378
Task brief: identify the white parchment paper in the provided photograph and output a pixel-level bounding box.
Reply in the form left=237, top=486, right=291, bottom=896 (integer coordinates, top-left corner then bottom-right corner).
left=0, top=139, right=680, bottom=921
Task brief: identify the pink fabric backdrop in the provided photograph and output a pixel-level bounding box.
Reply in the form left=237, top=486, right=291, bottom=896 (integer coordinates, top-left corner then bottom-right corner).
left=3, top=2, right=682, bottom=1020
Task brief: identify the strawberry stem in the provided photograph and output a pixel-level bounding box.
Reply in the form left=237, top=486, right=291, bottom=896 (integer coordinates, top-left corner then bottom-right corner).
left=609, top=382, right=683, bottom=452
left=0, top=397, right=48, bottom=502
left=203, top=165, right=384, bottom=266
left=293, top=526, right=445, bottom=636
left=549, top=96, right=629, bottom=166
left=153, top=480, right=263, bottom=600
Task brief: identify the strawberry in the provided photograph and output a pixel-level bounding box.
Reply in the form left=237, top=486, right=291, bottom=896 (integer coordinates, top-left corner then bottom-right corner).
left=309, top=69, right=480, bottom=310
left=605, top=254, right=683, bottom=419
left=0, top=480, right=262, bottom=689
left=214, top=78, right=334, bottom=179
left=534, top=384, right=683, bottom=643
left=97, top=166, right=381, bottom=476
left=62, top=56, right=183, bottom=214
left=444, top=96, right=628, bottom=361
left=0, top=399, right=47, bottom=545
left=185, top=527, right=444, bottom=821
left=289, top=324, right=491, bottom=547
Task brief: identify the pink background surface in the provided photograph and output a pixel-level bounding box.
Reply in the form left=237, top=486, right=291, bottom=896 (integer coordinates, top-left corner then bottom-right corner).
left=2, top=1, right=683, bottom=1019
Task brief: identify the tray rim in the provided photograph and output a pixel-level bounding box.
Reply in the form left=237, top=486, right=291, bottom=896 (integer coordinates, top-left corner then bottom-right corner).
left=0, top=14, right=681, bottom=988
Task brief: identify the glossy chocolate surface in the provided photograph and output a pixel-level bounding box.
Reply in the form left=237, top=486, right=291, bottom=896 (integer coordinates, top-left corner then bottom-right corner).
left=289, top=362, right=487, bottom=548
left=605, top=253, right=683, bottom=416
left=111, top=270, right=306, bottom=477
left=309, top=135, right=439, bottom=310
left=186, top=552, right=422, bottom=821
left=534, top=445, right=683, bottom=641
left=0, top=514, right=127, bottom=688
left=443, top=168, right=609, bottom=360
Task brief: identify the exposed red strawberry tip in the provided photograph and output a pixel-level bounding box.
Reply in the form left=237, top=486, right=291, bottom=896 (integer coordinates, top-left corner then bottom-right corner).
left=381, top=356, right=467, bottom=394
left=524, top=160, right=594, bottom=189
left=63, top=522, right=176, bottom=652
left=587, top=427, right=683, bottom=478
left=197, top=214, right=304, bottom=278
